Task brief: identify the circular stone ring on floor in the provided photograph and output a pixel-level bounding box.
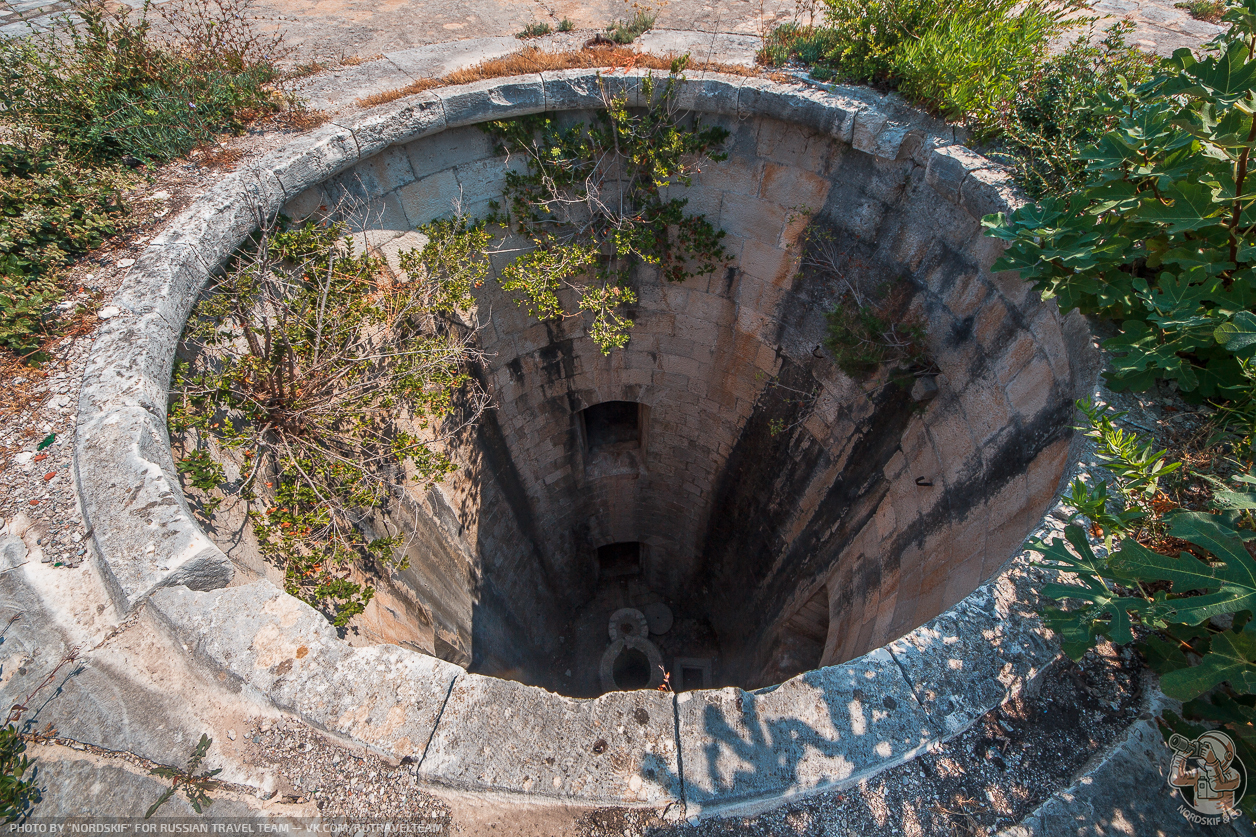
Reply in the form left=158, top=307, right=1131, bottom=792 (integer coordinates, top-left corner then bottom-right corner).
left=600, top=636, right=667, bottom=693
left=609, top=608, right=650, bottom=642
left=73, top=69, right=1099, bottom=820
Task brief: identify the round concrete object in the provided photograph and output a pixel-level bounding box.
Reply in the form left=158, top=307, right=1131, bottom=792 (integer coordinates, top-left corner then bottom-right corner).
left=600, top=636, right=666, bottom=692
left=608, top=608, right=649, bottom=642
left=643, top=602, right=673, bottom=635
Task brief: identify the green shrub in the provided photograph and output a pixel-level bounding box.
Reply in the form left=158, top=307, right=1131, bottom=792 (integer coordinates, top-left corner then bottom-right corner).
left=824, top=302, right=927, bottom=378
left=1177, top=0, right=1228, bottom=22
left=517, top=21, right=551, bottom=39
left=0, top=723, right=41, bottom=824
left=482, top=72, right=730, bottom=352
left=0, top=145, right=127, bottom=355
left=0, top=0, right=284, bottom=167
left=813, top=0, right=1071, bottom=85
left=0, top=0, right=291, bottom=361
left=173, top=218, right=476, bottom=628
left=986, top=3, right=1256, bottom=399
left=890, top=1, right=1069, bottom=127
left=988, top=22, right=1156, bottom=198
left=758, top=23, right=841, bottom=67
left=558, top=18, right=575, bottom=32
left=607, top=8, right=656, bottom=44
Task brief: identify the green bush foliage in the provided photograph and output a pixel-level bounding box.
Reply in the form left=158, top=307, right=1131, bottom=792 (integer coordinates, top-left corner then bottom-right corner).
left=1038, top=402, right=1256, bottom=819
left=1178, top=0, right=1229, bottom=22
left=0, top=0, right=290, bottom=360
left=173, top=219, right=479, bottom=627
left=824, top=303, right=927, bottom=378
left=888, top=1, right=1069, bottom=126
left=0, top=0, right=284, bottom=167
left=0, top=723, right=41, bottom=824
left=606, top=8, right=656, bottom=44
left=480, top=71, right=730, bottom=352
left=0, top=146, right=127, bottom=355
left=988, top=23, right=1156, bottom=198
left=762, top=0, right=1073, bottom=97
left=516, top=22, right=552, bottom=39
left=986, top=2, right=1256, bottom=400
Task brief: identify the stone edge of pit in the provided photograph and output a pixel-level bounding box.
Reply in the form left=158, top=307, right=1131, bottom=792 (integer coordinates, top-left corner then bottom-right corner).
left=74, top=69, right=1090, bottom=816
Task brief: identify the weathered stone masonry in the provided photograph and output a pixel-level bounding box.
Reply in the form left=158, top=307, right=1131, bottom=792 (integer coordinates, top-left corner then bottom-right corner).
left=268, top=88, right=1093, bottom=690
left=72, top=70, right=1095, bottom=816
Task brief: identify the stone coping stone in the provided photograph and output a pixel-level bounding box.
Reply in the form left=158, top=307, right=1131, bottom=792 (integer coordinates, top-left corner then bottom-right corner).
left=151, top=582, right=462, bottom=760
left=419, top=674, right=681, bottom=807
left=886, top=553, right=1058, bottom=737
left=677, top=648, right=937, bottom=817
left=74, top=68, right=1070, bottom=814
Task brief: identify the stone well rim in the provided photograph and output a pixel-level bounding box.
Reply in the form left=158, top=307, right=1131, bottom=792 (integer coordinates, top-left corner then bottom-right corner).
left=73, top=69, right=1079, bottom=817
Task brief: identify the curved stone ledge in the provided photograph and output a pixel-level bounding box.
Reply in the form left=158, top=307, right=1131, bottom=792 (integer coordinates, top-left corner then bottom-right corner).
left=75, top=70, right=1087, bottom=815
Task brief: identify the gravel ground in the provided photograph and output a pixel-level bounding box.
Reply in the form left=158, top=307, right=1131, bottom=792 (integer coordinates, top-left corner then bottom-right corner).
left=244, top=720, right=453, bottom=825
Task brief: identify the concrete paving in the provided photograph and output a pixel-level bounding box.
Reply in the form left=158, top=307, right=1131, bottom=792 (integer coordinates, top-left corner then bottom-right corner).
left=0, top=0, right=1224, bottom=60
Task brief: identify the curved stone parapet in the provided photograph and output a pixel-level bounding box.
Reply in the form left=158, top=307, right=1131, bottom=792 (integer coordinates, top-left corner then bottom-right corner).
left=75, top=70, right=1093, bottom=817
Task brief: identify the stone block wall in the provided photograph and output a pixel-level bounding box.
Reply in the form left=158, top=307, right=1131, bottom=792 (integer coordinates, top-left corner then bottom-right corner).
left=276, top=96, right=1093, bottom=688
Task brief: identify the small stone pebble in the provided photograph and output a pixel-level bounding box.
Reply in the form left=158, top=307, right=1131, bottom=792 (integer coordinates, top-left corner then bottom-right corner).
left=97, top=306, right=121, bottom=319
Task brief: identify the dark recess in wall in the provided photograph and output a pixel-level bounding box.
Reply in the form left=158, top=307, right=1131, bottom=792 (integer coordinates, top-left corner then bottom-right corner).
left=583, top=401, right=641, bottom=450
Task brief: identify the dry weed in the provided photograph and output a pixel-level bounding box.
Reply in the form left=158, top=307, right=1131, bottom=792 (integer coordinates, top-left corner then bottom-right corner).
left=355, top=47, right=761, bottom=109
left=194, top=143, right=246, bottom=169
left=278, top=107, right=331, bottom=130
left=0, top=354, right=47, bottom=423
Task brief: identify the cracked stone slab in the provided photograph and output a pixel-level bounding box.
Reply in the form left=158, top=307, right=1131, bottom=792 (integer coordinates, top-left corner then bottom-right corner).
left=677, top=648, right=938, bottom=816
left=632, top=30, right=763, bottom=68
left=151, top=582, right=461, bottom=760
left=31, top=751, right=270, bottom=819
left=887, top=555, right=1059, bottom=737
left=384, top=36, right=519, bottom=79
left=419, top=674, right=681, bottom=808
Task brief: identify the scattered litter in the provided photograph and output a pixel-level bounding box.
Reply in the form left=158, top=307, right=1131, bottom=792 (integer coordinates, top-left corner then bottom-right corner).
left=97, top=306, right=120, bottom=319
left=117, top=258, right=136, bottom=268
left=37, top=434, right=55, bottom=451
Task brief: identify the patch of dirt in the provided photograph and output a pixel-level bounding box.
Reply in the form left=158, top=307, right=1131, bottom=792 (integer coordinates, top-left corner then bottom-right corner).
left=245, top=719, right=452, bottom=823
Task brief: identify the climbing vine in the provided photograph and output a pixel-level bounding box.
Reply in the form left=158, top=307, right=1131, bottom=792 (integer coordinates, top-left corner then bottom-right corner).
left=478, top=68, right=732, bottom=352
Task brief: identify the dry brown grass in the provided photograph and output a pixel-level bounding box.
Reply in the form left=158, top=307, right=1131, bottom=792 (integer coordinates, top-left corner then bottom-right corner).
left=278, top=107, right=331, bottom=131
left=355, top=47, right=764, bottom=109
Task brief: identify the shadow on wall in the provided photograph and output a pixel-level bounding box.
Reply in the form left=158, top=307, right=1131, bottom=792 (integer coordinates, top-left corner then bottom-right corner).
left=620, top=630, right=1189, bottom=836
